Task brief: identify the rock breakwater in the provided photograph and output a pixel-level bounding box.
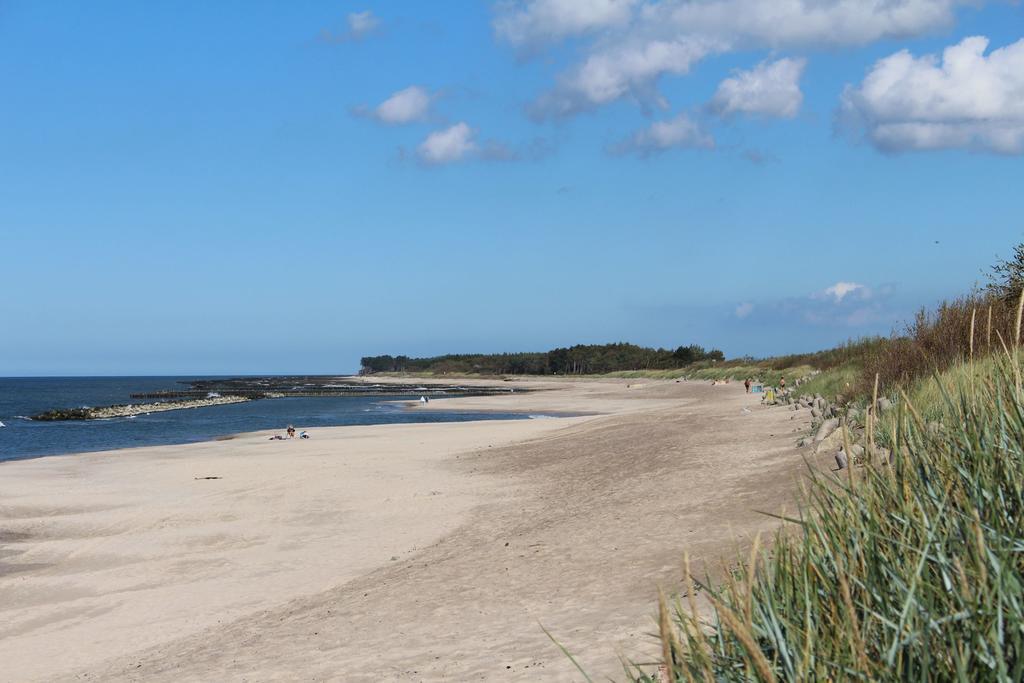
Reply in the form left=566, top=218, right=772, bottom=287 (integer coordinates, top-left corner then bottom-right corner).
left=31, top=396, right=251, bottom=421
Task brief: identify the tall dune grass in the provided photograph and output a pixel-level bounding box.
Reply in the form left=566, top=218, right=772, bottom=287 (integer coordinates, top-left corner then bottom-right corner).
left=636, top=355, right=1024, bottom=682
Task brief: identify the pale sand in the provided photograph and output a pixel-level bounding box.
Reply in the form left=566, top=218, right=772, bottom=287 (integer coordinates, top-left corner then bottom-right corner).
left=0, top=378, right=811, bottom=682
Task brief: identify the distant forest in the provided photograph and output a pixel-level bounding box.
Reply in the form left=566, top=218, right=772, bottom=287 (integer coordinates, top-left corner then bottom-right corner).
left=360, top=343, right=725, bottom=376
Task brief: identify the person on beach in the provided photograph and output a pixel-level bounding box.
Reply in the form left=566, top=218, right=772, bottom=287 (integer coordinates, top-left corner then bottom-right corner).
left=286, top=425, right=296, bottom=438
left=779, top=377, right=786, bottom=393
left=744, top=378, right=751, bottom=393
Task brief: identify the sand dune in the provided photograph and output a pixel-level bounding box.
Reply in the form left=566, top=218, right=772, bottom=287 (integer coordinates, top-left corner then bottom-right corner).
left=0, top=378, right=810, bottom=681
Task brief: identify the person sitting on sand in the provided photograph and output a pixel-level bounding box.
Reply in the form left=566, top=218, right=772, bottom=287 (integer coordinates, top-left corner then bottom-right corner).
left=779, top=377, right=786, bottom=392
left=286, top=425, right=296, bottom=438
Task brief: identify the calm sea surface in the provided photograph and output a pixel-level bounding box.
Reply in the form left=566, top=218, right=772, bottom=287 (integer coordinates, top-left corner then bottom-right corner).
left=0, top=377, right=534, bottom=463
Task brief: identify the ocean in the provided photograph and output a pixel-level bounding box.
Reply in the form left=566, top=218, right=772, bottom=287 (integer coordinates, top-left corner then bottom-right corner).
left=0, top=376, right=533, bottom=463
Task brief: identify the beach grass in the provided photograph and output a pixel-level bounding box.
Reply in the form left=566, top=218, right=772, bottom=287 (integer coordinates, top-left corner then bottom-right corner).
left=606, top=363, right=817, bottom=389
left=789, top=361, right=862, bottom=400
left=905, top=356, right=1004, bottom=421
left=632, top=353, right=1024, bottom=681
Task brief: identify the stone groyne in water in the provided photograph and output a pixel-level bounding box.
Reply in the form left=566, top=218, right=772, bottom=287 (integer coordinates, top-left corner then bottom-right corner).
left=29, top=376, right=529, bottom=421
left=30, top=396, right=252, bottom=421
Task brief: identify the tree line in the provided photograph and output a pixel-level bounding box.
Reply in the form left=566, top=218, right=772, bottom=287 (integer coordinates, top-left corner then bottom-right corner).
left=360, top=342, right=724, bottom=376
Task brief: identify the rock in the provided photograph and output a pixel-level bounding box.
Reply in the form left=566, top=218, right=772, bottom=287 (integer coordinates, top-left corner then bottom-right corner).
left=31, top=395, right=252, bottom=421
left=847, top=408, right=860, bottom=422
left=810, top=407, right=822, bottom=419
left=814, top=428, right=844, bottom=455
left=797, top=437, right=808, bottom=447
left=869, top=445, right=892, bottom=463
left=850, top=444, right=865, bottom=458
left=815, top=418, right=840, bottom=442
left=877, top=397, right=894, bottom=413
left=835, top=450, right=848, bottom=470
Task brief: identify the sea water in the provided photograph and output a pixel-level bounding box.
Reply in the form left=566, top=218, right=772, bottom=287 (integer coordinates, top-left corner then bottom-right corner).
left=0, top=376, right=533, bottom=463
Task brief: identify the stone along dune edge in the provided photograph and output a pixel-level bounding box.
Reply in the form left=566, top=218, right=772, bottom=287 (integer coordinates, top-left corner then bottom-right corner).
left=0, top=378, right=811, bottom=682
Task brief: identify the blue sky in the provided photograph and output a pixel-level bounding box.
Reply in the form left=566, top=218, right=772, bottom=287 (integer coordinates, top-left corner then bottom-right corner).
left=1, top=1, right=1022, bottom=375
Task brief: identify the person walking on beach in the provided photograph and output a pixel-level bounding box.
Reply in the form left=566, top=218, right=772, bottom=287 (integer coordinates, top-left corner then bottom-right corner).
left=744, top=378, right=751, bottom=393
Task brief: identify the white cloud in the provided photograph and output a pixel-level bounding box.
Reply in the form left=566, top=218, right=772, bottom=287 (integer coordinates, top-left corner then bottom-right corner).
left=373, top=86, right=432, bottom=124
left=822, top=281, right=869, bottom=303
left=320, top=9, right=381, bottom=43
left=531, top=37, right=719, bottom=117
left=417, top=123, right=477, bottom=165
left=347, top=10, right=380, bottom=39
left=839, top=36, right=1024, bottom=154
left=525, top=0, right=970, bottom=117
left=612, top=113, right=715, bottom=155
left=710, top=57, right=807, bottom=119
left=494, top=0, right=637, bottom=46
left=738, top=281, right=898, bottom=329
left=642, top=0, right=960, bottom=48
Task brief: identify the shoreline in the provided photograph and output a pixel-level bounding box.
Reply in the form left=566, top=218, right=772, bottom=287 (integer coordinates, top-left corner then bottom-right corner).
left=0, top=377, right=813, bottom=681
left=0, top=388, right=560, bottom=464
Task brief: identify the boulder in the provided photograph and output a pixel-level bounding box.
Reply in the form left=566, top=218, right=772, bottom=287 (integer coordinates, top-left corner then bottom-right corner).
left=810, top=407, right=822, bottom=419
left=877, top=397, right=894, bottom=413
left=814, top=428, right=844, bottom=456
left=815, top=418, right=839, bottom=442
left=869, top=445, right=892, bottom=463
left=835, top=450, right=849, bottom=470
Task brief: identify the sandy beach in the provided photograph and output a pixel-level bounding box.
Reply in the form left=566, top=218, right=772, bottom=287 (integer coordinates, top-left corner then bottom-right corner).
left=0, top=378, right=811, bottom=682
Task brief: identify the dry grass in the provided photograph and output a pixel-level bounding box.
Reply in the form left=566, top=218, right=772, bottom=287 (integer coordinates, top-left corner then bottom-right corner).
left=859, top=293, right=1016, bottom=397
